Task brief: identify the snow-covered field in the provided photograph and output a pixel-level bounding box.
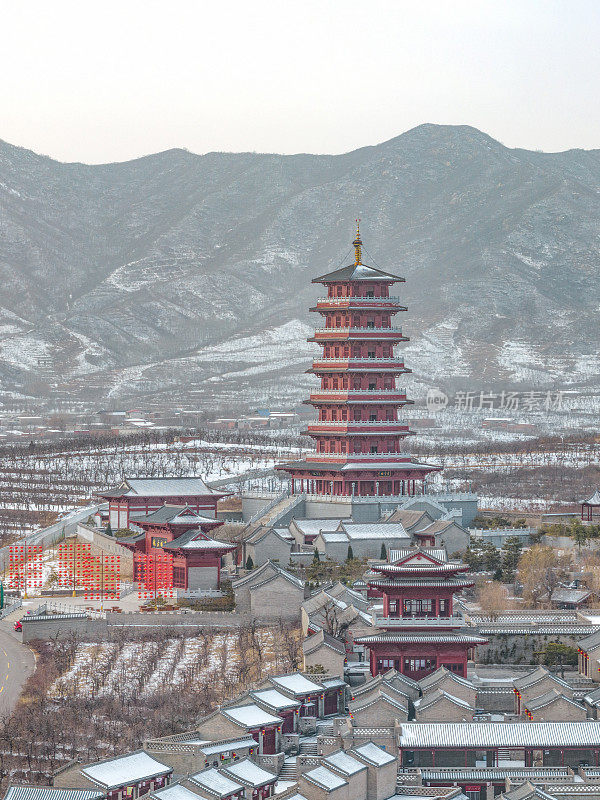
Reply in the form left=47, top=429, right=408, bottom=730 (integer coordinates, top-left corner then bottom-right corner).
left=49, top=630, right=286, bottom=701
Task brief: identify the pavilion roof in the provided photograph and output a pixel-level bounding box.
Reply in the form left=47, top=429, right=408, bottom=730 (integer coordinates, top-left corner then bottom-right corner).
left=162, top=529, right=235, bottom=552
left=98, top=477, right=222, bottom=498
left=130, top=505, right=217, bottom=526
left=582, top=490, right=600, bottom=506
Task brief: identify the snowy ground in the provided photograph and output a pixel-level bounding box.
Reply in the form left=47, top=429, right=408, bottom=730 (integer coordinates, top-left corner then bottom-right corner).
left=49, top=630, right=287, bottom=701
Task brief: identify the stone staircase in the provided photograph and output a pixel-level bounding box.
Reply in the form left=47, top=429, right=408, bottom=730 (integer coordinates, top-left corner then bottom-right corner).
left=316, top=723, right=334, bottom=736
left=299, top=740, right=319, bottom=756
left=279, top=757, right=298, bottom=780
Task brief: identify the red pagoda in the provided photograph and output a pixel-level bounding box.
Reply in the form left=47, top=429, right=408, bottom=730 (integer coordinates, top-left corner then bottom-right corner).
left=277, top=223, right=440, bottom=497
left=355, top=549, right=487, bottom=679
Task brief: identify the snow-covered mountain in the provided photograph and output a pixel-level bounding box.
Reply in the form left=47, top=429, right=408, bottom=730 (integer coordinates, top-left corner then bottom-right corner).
left=1, top=123, right=600, bottom=409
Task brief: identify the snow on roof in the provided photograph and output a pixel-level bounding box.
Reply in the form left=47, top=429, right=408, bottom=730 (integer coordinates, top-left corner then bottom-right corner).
left=199, top=738, right=257, bottom=755
left=291, top=519, right=347, bottom=533
left=353, top=742, right=396, bottom=766
left=389, top=548, right=447, bottom=563
left=153, top=785, right=204, bottom=800
left=524, top=689, right=582, bottom=712
left=513, top=666, right=571, bottom=691
left=319, top=532, right=349, bottom=543
left=251, top=689, right=301, bottom=710
left=102, top=477, right=219, bottom=497
left=222, top=759, right=277, bottom=787
left=4, top=789, right=104, bottom=800
left=221, top=704, right=282, bottom=728
left=270, top=673, right=324, bottom=695
left=303, top=766, right=348, bottom=791
left=341, top=523, right=411, bottom=540
left=323, top=750, right=367, bottom=776
left=398, top=722, right=600, bottom=748
left=191, top=768, right=244, bottom=798
left=414, top=689, right=474, bottom=711
left=81, top=752, right=171, bottom=789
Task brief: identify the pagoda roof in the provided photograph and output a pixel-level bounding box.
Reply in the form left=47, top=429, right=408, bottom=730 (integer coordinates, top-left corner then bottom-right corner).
left=373, top=548, right=468, bottom=576
left=275, top=459, right=440, bottom=473
left=313, top=262, right=404, bottom=284
left=366, top=577, right=475, bottom=589
left=162, top=529, right=236, bottom=552
left=373, top=562, right=468, bottom=576
left=130, top=505, right=218, bottom=526
left=97, top=477, right=223, bottom=498
left=355, top=632, right=487, bottom=645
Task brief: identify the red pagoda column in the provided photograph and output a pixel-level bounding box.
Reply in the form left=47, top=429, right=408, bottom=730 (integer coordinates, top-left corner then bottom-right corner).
left=277, top=223, right=440, bottom=496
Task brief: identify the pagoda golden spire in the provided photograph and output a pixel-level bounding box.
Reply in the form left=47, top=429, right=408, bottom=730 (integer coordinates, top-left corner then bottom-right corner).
left=353, top=219, right=362, bottom=265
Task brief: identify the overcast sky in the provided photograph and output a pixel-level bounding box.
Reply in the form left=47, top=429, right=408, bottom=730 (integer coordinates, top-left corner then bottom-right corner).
left=2, top=0, right=599, bottom=164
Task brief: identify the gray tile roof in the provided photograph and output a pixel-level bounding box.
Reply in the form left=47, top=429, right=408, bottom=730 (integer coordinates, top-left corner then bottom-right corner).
left=513, top=666, right=571, bottom=692
left=522, top=689, right=582, bottom=713
left=3, top=790, right=104, bottom=800
left=100, top=477, right=220, bottom=497
left=398, top=721, right=600, bottom=749
left=313, top=262, right=403, bottom=284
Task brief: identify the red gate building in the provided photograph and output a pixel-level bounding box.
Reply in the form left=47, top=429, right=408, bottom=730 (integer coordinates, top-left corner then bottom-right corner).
left=277, top=224, right=440, bottom=497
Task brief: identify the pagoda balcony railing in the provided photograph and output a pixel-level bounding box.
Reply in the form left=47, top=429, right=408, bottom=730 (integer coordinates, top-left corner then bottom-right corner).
left=375, top=616, right=466, bottom=628
left=310, top=388, right=407, bottom=396
left=316, top=296, right=402, bottom=305
left=314, top=327, right=403, bottom=334
left=310, top=421, right=411, bottom=428
left=313, top=452, right=413, bottom=460
left=312, top=357, right=406, bottom=364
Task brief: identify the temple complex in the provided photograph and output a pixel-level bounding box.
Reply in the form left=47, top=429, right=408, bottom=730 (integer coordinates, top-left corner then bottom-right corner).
left=355, top=548, right=486, bottom=679
left=277, top=224, right=439, bottom=498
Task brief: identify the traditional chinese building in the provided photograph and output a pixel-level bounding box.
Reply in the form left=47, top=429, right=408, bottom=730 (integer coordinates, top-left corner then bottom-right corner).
left=96, top=477, right=227, bottom=530
left=354, top=548, right=486, bottom=679
left=119, top=505, right=236, bottom=590
left=277, top=224, right=439, bottom=497
left=581, top=490, right=600, bottom=522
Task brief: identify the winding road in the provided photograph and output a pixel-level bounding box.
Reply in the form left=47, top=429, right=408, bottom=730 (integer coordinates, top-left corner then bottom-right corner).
left=0, top=620, right=36, bottom=717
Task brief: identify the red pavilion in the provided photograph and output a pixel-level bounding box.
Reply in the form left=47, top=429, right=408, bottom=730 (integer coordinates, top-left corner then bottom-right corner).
left=354, top=548, right=486, bottom=679
left=277, top=224, right=440, bottom=497
left=119, top=505, right=236, bottom=590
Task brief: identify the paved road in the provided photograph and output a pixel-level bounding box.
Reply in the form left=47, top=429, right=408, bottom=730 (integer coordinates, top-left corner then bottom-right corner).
left=0, top=624, right=35, bottom=718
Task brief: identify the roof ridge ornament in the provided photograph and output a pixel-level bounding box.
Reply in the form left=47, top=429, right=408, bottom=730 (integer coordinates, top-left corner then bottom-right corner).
left=353, top=219, right=362, bottom=265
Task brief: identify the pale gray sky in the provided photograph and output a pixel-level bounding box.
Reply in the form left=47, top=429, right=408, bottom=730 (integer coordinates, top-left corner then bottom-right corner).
left=2, top=0, right=599, bottom=163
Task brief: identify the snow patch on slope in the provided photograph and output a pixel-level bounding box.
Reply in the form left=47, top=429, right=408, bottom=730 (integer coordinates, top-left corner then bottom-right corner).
left=404, top=318, right=470, bottom=380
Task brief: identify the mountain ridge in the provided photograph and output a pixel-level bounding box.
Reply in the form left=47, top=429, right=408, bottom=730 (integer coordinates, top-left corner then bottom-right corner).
left=1, top=123, right=599, bottom=410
